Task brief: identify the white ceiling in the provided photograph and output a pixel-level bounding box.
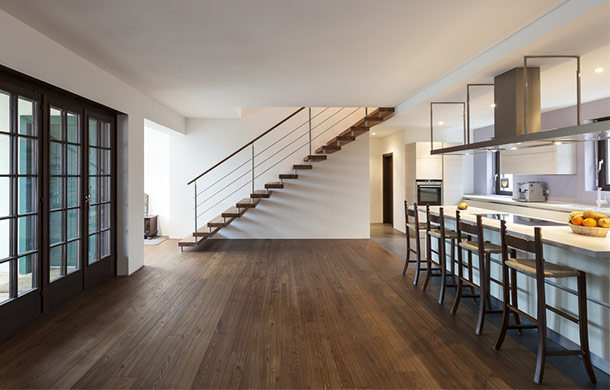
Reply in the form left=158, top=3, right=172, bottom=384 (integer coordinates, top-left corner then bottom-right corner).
left=376, top=2, right=610, bottom=137
left=0, top=0, right=565, bottom=118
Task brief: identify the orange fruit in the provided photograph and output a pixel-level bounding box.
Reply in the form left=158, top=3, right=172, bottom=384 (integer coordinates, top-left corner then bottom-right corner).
left=583, top=218, right=597, bottom=227
left=571, top=216, right=584, bottom=225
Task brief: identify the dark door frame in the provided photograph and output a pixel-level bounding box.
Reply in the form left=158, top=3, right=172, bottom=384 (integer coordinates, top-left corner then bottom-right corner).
left=0, top=64, right=120, bottom=343
left=382, top=153, right=393, bottom=225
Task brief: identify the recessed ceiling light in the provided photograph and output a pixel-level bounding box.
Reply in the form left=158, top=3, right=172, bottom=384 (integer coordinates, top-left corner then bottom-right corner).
left=555, top=141, right=562, bottom=145
left=491, top=103, right=496, bottom=108
left=438, top=121, right=444, bottom=125
left=465, top=152, right=470, bottom=156
left=372, top=132, right=376, bottom=135
left=594, top=67, right=604, bottom=73
left=509, top=147, right=518, bottom=150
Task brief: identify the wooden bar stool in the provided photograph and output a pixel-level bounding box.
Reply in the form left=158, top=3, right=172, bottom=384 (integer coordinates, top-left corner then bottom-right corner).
left=494, top=221, right=596, bottom=385
left=450, top=211, right=511, bottom=335
left=423, top=205, right=458, bottom=304
left=402, top=201, right=426, bottom=285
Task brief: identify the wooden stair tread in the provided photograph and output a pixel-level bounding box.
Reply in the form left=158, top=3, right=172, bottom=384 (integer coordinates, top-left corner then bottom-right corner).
left=208, top=216, right=234, bottom=228
left=315, top=144, right=341, bottom=154
left=279, top=173, right=298, bottom=179
left=237, top=197, right=261, bottom=207
left=265, top=182, right=284, bottom=189
left=303, top=155, right=327, bottom=162
left=193, top=225, right=221, bottom=238
left=222, top=206, right=247, bottom=218
left=250, top=190, right=271, bottom=199
left=178, top=234, right=205, bottom=247
left=293, top=164, right=313, bottom=170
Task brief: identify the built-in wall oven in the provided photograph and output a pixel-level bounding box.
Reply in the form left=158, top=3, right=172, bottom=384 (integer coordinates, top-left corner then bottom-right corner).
left=416, top=180, right=442, bottom=206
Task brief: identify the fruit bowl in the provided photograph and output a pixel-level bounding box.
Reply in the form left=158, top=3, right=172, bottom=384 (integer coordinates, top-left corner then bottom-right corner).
left=568, top=222, right=610, bottom=238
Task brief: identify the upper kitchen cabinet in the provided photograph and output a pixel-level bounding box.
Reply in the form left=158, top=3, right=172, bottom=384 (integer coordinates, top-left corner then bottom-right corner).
left=500, top=143, right=577, bottom=175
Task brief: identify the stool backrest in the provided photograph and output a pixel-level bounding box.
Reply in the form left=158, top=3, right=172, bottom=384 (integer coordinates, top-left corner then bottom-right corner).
left=404, top=201, right=420, bottom=226
left=425, top=205, right=445, bottom=235
left=456, top=210, right=485, bottom=253
left=500, top=220, right=544, bottom=276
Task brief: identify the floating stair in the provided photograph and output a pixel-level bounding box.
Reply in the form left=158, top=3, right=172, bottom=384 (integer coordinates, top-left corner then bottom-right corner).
left=315, top=144, right=341, bottom=154
left=179, top=106, right=395, bottom=250
left=303, top=155, right=327, bottom=162
left=208, top=216, right=235, bottom=228
left=265, top=182, right=284, bottom=189
left=293, top=164, right=313, bottom=170
left=237, top=198, right=260, bottom=208
left=250, top=190, right=271, bottom=199
left=222, top=206, right=247, bottom=218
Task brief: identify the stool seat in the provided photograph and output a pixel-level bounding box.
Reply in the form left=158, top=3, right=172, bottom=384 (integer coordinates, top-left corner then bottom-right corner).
left=458, top=240, right=502, bottom=254
left=407, top=222, right=427, bottom=231
left=428, top=229, right=458, bottom=239
left=506, top=258, right=580, bottom=278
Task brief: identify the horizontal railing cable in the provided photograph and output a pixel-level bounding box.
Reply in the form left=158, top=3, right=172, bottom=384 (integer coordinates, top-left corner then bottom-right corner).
left=195, top=108, right=330, bottom=198
left=193, top=106, right=364, bottom=222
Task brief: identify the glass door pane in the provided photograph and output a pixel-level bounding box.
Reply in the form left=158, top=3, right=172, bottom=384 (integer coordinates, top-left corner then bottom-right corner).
left=87, top=118, right=112, bottom=264
left=0, top=91, right=40, bottom=306
left=48, top=107, right=82, bottom=282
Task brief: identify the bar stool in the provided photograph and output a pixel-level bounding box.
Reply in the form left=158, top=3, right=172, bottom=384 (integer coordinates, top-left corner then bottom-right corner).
left=450, top=211, right=510, bottom=334
left=423, top=205, right=458, bottom=304
left=494, top=221, right=596, bottom=385
left=402, top=201, right=426, bottom=285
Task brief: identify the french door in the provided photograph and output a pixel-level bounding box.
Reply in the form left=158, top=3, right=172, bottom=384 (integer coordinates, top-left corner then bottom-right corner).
left=0, top=66, right=117, bottom=342
left=44, top=101, right=115, bottom=311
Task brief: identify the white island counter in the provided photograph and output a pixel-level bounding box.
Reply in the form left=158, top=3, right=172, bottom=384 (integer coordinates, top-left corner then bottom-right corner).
left=419, top=205, right=610, bottom=373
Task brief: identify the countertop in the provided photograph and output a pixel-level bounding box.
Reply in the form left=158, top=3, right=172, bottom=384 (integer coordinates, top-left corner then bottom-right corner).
left=420, top=205, right=610, bottom=259
left=463, top=194, right=610, bottom=214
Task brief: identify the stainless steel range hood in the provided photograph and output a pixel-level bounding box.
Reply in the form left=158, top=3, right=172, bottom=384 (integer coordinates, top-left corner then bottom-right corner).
left=430, top=56, right=610, bottom=155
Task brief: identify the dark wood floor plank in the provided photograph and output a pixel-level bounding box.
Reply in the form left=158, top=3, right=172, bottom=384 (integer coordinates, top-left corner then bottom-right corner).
left=0, top=238, right=580, bottom=389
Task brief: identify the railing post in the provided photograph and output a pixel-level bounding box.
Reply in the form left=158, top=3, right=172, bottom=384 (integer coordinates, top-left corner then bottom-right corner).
left=308, top=107, right=312, bottom=156
left=251, top=144, right=255, bottom=193
left=194, top=181, right=198, bottom=233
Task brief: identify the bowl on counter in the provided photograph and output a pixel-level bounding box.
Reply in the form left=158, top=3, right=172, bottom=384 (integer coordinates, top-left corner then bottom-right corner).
left=568, top=223, right=610, bottom=238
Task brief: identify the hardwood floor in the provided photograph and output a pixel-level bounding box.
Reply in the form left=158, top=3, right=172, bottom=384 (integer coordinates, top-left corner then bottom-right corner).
left=0, top=238, right=581, bottom=389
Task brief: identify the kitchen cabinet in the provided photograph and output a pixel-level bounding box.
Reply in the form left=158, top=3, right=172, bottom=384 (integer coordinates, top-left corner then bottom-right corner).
left=501, top=143, right=576, bottom=175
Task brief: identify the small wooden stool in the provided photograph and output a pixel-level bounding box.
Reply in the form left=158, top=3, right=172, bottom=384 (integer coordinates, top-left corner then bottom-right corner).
left=494, top=221, right=596, bottom=385
left=402, top=201, right=426, bottom=285
left=423, top=205, right=458, bottom=304
left=451, top=211, right=515, bottom=335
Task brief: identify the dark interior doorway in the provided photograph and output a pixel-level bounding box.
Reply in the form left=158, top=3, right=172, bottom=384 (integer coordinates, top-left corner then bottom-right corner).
left=382, top=153, right=393, bottom=224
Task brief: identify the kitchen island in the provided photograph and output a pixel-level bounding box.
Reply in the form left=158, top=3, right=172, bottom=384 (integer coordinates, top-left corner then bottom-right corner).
left=419, top=205, right=610, bottom=372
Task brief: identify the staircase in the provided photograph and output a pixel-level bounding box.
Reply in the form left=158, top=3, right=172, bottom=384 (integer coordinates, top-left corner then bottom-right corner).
left=178, top=107, right=394, bottom=250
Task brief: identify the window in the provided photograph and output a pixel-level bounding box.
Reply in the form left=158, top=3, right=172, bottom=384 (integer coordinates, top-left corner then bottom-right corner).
left=494, top=151, right=513, bottom=196
left=599, top=139, right=610, bottom=191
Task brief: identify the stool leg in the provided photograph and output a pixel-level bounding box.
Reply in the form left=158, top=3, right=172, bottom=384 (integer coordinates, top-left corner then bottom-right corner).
left=451, top=247, right=464, bottom=315
left=423, top=233, right=432, bottom=291
left=577, top=273, right=597, bottom=384
left=450, top=238, right=456, bottom=285
left=510, top=268, right=522, bottom=334
left=494, top=258, right=511, bottom=350
left=485, top=253, right=493, bottom=311
left=467, top=249, right=477, bottom=304
left=402, top=228, right=411, bottom=276
left=534, top=274, right=547, bottom=385
left=475, top=252, right=487, bottom=335
left=414, top=229, right=422, bottom=286
left=438, top=236, right=447, bottom=305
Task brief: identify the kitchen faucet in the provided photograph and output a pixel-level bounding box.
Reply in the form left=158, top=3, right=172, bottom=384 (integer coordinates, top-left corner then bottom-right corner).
left=596, top=187, right=608, bottom=208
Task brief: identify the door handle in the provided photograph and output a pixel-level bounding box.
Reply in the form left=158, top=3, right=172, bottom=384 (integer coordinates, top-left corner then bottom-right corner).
left=85, top=194, right=91, bottom=209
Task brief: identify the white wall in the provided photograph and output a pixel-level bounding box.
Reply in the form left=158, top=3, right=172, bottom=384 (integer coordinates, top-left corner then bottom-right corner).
left=0, top=10, right=186, bottom=275
left=168, top=107, right=370, bottom=239
left=144, top=127, right=170, bottom=236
